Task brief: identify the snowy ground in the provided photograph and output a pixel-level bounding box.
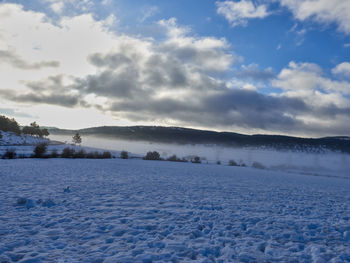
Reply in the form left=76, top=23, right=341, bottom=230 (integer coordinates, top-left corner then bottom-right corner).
left=0, top=132, right=48, bottom=146
left=0, top=159, right=349, bottom=262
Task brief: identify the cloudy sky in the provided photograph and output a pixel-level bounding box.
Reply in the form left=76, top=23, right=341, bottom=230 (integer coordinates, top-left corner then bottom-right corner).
left=1, top=0, right=350, bottom=137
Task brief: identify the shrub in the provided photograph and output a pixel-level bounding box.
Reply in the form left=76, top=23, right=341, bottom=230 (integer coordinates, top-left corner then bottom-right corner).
left=2, top=149, right=16, bottom=159
left=239, top=160, right=247, bottom=167
left=191, top=156, right=201, bottom=163
left=51, top=149, right=59, bottom=158
left=86, top=151, right=98, bottom=159
left=167, top=154, right=179, bottom=162
left=143, top=151, right=161, bottom=160
left=74, top=149, right=87, bottom=158
left=167, top=155, right=188, bottom=162
left=252, top=161, right=265, bottom=169
left=61, top=147, right=75, bottom=158
left=33, top=143, right=47, bottom=158
left=102, top=151, right=112, bottom=159
left=120, top=151, right=128, bottom=159
left=217, top=160, right=221, bottom=165
left=229, top=160, right=238, bottom=166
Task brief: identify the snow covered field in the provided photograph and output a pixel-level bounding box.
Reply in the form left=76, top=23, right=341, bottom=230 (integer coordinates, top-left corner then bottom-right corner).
left=1, top=159, right=349, bottom=262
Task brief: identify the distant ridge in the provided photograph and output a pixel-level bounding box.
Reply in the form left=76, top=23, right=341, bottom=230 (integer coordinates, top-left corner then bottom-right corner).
left=48, top=126, right=350, bottom=153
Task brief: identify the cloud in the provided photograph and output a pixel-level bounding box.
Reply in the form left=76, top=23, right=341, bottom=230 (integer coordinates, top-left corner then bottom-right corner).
left=280, top=0, right=350, bottom=34
left=0, top=49, right=59, bottom=70
left=0, top=75, right=80, bottom=107
left=216, top=0, right=270, bottom=26
left=332, top=62, right=350, bottom=79
left=1, top=3, right=350, bottom=136
left=0, top=89, right=79, bottom=107
left=273, top=61, right=350, bottom=94
left=0, top=108, right=34, bottom=118
left=42, top=0, right=94, bottom=15
left=270, top=61, right=350, bottom=135
left=140, top=6, right=159, bottom=22
left=234, top=64, right=275, bottom=81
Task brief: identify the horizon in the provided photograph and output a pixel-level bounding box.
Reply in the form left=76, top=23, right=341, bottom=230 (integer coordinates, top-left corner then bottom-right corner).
left=1, top=1, right=350, bottom=137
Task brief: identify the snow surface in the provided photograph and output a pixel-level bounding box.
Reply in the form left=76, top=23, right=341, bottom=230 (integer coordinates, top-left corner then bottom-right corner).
left=0, top=132, right=48, bottom=146
left=1, top=159, right=349, bottom=262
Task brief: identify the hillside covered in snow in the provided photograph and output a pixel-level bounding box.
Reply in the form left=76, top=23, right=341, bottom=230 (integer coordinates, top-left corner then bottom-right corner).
left=0, top=131, right=49, bottom=146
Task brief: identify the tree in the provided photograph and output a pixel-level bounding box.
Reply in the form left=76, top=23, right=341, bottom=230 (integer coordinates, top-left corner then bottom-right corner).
left=72, top=133, right=82, bottom=145
left=143, top=151, right=161, bottom=160
left=30, top=121, right=39, bottom=129
left=0, top=115, right=21, bottom=134
left=120, top=151, right=128, bottom=159
left=41, top=128, right=50, bottom=137
left=22, top=121, right=49, bottom=138
left=33, top=143, right=47, bottom=158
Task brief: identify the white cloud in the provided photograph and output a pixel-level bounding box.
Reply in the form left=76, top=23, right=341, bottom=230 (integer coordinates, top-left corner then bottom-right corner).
left=280, top=0, right=350, bottom=34
left=273, top=61, right=350, bottom=94
left=50, top=2, right=64, bottom=14
left=140, top=6, right=159, bottom=23
left=332, top=62, right=350, bottom=79
left=216, top=0, right=270, bottom=26
left=158, top=18, right=238, bottom=72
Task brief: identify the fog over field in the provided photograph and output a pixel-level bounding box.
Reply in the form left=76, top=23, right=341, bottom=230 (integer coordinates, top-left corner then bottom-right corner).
left=49, top=134, right=350, bottom=178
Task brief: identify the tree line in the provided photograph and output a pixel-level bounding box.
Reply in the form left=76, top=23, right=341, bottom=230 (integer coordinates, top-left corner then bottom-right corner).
left=0, top=115, right=50, bottom=138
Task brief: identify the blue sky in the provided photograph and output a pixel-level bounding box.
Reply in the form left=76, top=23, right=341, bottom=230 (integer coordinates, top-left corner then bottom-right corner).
left=1, top=0, right=350, bottom=136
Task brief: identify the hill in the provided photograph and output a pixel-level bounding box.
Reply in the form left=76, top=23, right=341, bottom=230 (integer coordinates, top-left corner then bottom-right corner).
left=48, top=126, right=350, bottom=153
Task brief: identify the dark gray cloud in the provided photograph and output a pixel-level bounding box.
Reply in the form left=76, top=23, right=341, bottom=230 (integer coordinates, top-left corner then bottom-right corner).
left=88, top=52, right=132, bottom=69
left=0, top=75, right=79, bottom=107
left=0, top=89, right=79, bottom=107
left=0, top=49, right=60, bottom=70
left=76, top=69, right=142, bottom=98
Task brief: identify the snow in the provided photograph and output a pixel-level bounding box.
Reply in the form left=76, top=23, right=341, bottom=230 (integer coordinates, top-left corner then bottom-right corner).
left=0, top=131, right=49, bottom=146
left=1, top=158, right=349, bottom=262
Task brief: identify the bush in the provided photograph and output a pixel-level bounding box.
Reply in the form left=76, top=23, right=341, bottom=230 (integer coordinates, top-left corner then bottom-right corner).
left=229, top=160, right=238, bottom=166
left=239, top=160, right=247, bottom=167
left=74, top=149, right=87, bottom=158
left=51, top=149, right=59, bottom=158
left=191, top=156, right=201, bottom=163
left=102, top=151, right=112, bottom=159
left=61, top=147, right=75, bottom=158
left=252, top=161, right=265, bottom=169
left=33, top=143, right=47, bottom=158
left=217, top=160, right=221, bottom=165
left=120, top=151, right=128, bottom=159
left=143, top=151, right=161, bottom=160
left=86, top=151, right=98, bottom=159
left=167, top=154, right=179, bottom=162
left=2, top=149, right=16, bottom=159
left=167, top=154, right=188, bottom=162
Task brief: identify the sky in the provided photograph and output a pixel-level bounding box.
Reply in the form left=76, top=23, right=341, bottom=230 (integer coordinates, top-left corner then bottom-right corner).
left=0, top=0, right=350, bottom=137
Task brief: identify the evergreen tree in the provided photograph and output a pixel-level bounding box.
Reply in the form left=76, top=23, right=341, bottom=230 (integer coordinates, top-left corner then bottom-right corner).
left=72, top=133, right=82, bottom=145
